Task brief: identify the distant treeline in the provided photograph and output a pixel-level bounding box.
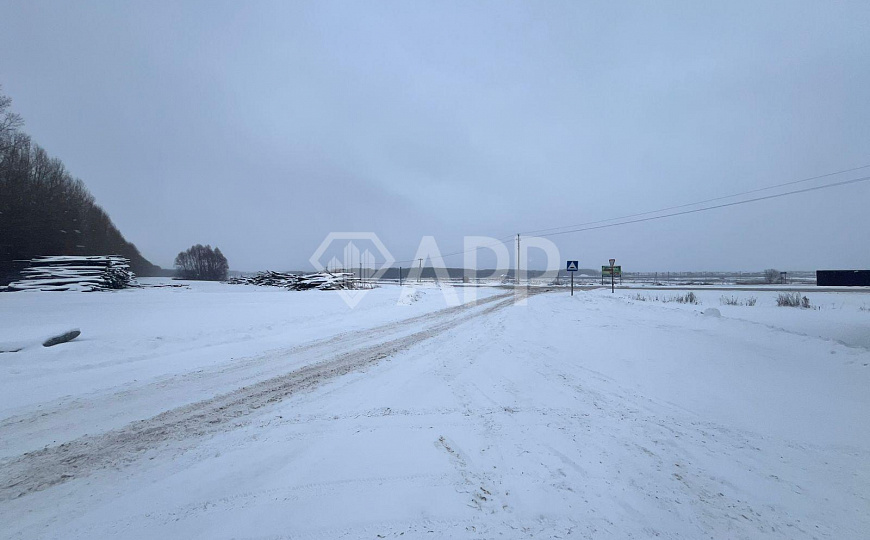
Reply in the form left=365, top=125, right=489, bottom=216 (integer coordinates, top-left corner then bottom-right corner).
left=0, top=87, right=158, bottom=284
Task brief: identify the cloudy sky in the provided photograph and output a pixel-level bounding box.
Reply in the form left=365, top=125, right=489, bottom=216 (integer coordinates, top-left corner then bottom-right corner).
left=2, top=1, right=869, bottom=272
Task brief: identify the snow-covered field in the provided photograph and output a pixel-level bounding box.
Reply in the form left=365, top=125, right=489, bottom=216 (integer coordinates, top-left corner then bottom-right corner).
left=1, top=281, right=868, bottom=538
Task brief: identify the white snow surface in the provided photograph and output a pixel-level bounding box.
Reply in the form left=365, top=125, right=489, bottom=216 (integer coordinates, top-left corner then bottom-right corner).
left=1, top=281, right=868, bottom=539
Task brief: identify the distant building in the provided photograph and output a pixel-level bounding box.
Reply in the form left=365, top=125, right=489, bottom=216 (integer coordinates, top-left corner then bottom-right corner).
left=816, top=270, right=870, bottom=287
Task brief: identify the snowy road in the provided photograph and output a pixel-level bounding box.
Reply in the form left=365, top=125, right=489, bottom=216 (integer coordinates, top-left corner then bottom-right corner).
left=0, top=289, right=531, bottom=500
left=1, top=284, right=868, bottom=538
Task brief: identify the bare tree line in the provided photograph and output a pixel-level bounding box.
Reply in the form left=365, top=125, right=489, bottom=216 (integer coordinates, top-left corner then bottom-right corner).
left=0, top=86, right=158, bottom=283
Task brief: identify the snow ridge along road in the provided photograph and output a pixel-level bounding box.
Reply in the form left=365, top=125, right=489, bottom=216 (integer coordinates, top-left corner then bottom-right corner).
left=0, top=288, right=544, bottom=501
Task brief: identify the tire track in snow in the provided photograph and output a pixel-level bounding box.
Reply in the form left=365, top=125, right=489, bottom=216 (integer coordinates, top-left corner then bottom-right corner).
left=0, top=288, right=549, bottom=501
left=0, top=290, right=515, bottom=458
left=436, top=435, right=503, bottom=512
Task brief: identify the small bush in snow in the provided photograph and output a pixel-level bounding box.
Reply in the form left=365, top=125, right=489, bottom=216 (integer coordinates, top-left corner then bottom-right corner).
left=663, top=292, right=698, bottom=305
left=777, top=292, right=811, bottom=308
left=777, top=292, right=799, bottom=307
left=629, top=292, right=699, bottom=305
left=720, top=295, right=757, bottom=306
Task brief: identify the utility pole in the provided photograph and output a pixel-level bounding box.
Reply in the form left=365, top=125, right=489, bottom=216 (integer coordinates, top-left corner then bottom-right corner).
left=516, top=234, right=520, bottom=285
left=417, top=258, right=423, bottom=282
left=399, top=266, right=402, bottom=286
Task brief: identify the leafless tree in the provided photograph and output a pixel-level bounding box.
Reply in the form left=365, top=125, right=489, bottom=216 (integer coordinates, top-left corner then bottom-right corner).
left=0, top=86, right=23, bottom=152
left=763, top=268, right=780, bottom=284
left=175, top=244, right=229, bottom=280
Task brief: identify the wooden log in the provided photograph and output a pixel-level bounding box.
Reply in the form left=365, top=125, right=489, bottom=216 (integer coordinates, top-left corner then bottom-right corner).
left=42, top=329, right=81, bottom=347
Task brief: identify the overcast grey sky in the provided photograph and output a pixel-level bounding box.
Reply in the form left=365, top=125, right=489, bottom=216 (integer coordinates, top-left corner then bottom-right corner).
left=2, top=1, right=868, bottom=271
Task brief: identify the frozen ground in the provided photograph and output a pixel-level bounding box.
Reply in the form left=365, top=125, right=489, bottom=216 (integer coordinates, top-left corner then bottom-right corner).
left=0, top=282, right=868, bottom=539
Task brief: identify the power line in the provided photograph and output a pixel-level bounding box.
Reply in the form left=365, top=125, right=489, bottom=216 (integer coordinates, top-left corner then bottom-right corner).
left=392, top=233, right=516, bottom=265
left=521, top=162, right=870, bottom=236
left=383, top=169, right=870, bottom=266
left=536, top=174, right=870, bottom=238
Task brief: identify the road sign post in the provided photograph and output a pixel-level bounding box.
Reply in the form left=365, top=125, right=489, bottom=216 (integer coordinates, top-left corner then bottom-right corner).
left=566, top=260, right=578, bottom=296
left=609, top=258, right=616, bottom=293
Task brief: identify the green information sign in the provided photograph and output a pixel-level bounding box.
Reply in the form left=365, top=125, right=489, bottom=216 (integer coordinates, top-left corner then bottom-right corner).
left=601, top=265, right=622, bottom=277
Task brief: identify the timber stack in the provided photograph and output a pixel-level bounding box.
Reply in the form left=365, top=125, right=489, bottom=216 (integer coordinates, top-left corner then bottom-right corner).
left=4, top=255, right=137, bottom=292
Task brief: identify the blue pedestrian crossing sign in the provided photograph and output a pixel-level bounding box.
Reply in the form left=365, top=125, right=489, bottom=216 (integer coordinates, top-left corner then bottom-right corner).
left=566, top=261, right=579, bottom=272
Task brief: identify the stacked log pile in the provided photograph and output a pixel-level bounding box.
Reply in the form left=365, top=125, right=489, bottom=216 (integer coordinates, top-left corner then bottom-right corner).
left=226, top=271, right=298, bottom=287
left=294, top=272, right=358, bottom=291
left=4, top=256, right=137, bottom=292
left=227, top=271, right=363, bottom=291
